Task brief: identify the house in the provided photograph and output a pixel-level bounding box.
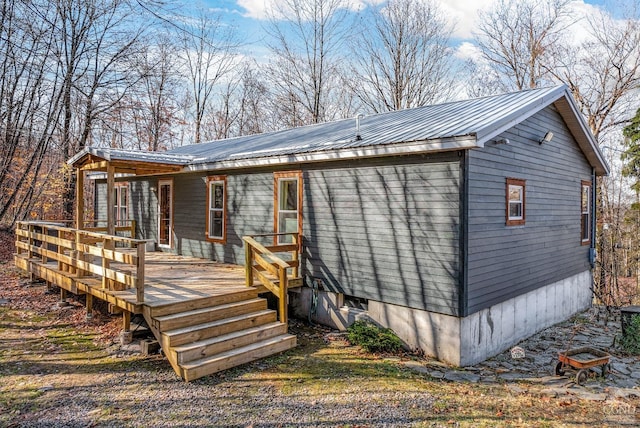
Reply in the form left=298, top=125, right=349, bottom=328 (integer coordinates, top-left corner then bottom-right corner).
left=73, top=85, right=608, bottom=366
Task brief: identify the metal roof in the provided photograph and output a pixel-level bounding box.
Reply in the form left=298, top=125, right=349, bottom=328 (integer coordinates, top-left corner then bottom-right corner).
left=68, top=146, right=192, bottom=166
left=69, top=85, right=608, bottom=175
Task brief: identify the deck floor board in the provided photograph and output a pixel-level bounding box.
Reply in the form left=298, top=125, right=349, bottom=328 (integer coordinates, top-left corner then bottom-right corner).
left=17, top=251, right=252, bottom=312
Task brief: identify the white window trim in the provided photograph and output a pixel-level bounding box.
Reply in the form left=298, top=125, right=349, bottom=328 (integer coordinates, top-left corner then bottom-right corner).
left=506, top=178, right=526, bottom=226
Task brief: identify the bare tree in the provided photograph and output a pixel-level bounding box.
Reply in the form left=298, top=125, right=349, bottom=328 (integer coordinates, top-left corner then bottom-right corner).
left=265, top=0, right=350, bottom=126
left=349, top=0, right=455, bottom=113
left=130, top=34, right=180, bottom=151
left=236, top=64, right=270, bottom=136
left=474, top=0, right=573, bottom=92
left=551, top=9, right=640, bottom=140
left=178, top=9, right=238, bottom=144
left=53, top=0, right=144, bottom=216
left=0, top=0, right=64, bottom=225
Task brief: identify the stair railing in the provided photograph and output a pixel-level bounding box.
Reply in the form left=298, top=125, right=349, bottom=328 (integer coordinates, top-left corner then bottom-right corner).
left=242, top=233, right=299, bottom=324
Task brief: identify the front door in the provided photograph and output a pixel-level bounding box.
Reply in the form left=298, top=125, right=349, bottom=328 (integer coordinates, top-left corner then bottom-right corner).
left=158, top=179, right=173, bottom=247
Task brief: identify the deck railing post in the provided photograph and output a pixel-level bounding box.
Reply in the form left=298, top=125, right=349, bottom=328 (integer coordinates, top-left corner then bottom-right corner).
left=27, top=223, right=35, bottom=282
left=75, top=229, right=84, bottom=278
left=41, top=224, right=47, bottom=264
left=130, top=220, right=136, bottom=241
left=279, top=266, right=288, bottom=324
left=15, top=222, right=22, bottom=257
left=245, top=243, right=254, bottom=287
left=102, top=238, right=113, bottom=289
left=57, top=229, right=64, bottom=271
left=27, top=223, right=34, bottom=260
left=292, top=233, right=299, bottom=279
left=136, top=242, right=145, bottom=303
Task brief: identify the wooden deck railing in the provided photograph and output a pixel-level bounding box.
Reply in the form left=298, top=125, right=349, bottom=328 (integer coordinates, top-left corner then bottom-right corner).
left=83, top=219, right=136, bottom=239
left=15, top=221, right=146, bottom=303
left=243, top=233, right=299, bottom=324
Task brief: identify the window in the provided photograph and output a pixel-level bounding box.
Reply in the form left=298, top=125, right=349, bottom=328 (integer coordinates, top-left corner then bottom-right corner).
left=158, top=179, right=173, bottom=247
left=113, top=183, right=129, bottom=227
left=581, top=180, right=591, bottom=244
left=274, top=171, right=302, bottom=244
left=506, top=178, right=526, bottom=226
left=206, top=176, right=226, bottom=243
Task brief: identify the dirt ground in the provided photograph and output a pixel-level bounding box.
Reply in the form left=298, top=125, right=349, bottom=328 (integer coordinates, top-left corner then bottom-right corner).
left=1, top=229, right=639, bottom=427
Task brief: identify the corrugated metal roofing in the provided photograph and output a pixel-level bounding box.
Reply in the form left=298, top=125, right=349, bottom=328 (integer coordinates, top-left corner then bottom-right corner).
left=68, top=147, right=192, bottom=166
left=168, top=85, right=565, bottom=163
left=69, top=85, right=608, bottom=175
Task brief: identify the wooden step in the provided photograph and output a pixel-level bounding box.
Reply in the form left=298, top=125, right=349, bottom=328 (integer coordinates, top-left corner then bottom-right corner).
left=163, top=310, right=277, bottom=347
left=172, top=322, right=288, bottom=364
left=148, top=288, right=260, bottom=317
left=154, top=298, right=267, bottom=330
left=181, top=334, right=297, bottom=381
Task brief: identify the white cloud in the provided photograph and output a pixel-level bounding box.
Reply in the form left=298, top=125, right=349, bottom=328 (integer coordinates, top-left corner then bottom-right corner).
left=454, top=41, right=483, bottom=61
left=237, top=0, right=385, bottom=20
left=237, top=0, right=270, bottom=19
left=434, top=0, right=495, bottom=39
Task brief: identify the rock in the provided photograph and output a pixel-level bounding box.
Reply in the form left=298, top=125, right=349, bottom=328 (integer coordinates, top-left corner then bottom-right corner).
left=0, top=298, right=9, bottom=305
left=573, top=390, right=607, bottom=401
left=429, top=370, right=445, bottom=379
left=611, top=378, right=639, bottom=389
left=443, top=371, right=480, bottom=383
left=497, top=372, right=528, bottom=381
left=608, top=387, right=640, bottom=399
left=402, top=361, right=430, bottom=374
left=39, top=385, right=54, bottom=392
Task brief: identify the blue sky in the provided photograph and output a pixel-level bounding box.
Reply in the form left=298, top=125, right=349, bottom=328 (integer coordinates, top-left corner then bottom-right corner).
left=190, top=0, right=620, bottom=60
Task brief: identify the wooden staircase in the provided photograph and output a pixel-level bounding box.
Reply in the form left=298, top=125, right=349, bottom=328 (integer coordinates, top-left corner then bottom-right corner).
left=143, top=287, right=296, bottom=381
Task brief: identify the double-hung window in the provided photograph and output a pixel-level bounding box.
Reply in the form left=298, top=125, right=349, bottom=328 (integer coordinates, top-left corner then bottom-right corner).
left=581, top=180, right=591, bottom=245
left=506, top=178, right=526, bottom=226
left=206, top=176, right=226, bottom=242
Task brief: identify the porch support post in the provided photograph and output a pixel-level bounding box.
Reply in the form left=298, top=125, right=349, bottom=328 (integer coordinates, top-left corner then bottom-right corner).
left=85, top=294, right=93, bottom=320
left=59, top=288, right=69, bottom=307
left=75, top=168, right=84, bottom=230
left=120, top=311, right=132, bottom=344
left=106, top=163, right=115, bottom=236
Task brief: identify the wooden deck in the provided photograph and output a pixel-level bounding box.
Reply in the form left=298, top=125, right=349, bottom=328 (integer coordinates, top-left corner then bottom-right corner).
left=15, top=251, right=249, bottom=312
left=13, top=222, right=301, bottom=381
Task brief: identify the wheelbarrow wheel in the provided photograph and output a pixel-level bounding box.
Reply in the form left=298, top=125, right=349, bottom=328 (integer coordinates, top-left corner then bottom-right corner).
left=576, top=369, right=588, bottom=385
left=555, top=361, right=565, bottom=376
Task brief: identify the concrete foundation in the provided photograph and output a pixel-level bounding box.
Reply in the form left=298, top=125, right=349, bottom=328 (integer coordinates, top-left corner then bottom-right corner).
left=290, top=270, right=593, bottom=366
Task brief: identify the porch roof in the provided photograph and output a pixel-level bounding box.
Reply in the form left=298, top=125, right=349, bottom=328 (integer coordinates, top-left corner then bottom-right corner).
left=68, top=147, right=191, bottom=175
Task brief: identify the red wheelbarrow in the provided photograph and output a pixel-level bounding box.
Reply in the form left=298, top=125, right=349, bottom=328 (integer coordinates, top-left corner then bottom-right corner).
left=554, top=346, right=611, bottom=385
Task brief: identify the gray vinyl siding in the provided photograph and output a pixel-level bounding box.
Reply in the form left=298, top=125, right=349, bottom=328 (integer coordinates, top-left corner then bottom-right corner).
left=303, top=154, right=462, bottom=316
left=129, top=179, right=157, bottom=242
left=95, top=155, right=462, bottom=315
left=94, top=179, right=157, bottom=241
left=466, top=105, right=592, bottom=315
left=171, top=172, right=274, bottom=263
